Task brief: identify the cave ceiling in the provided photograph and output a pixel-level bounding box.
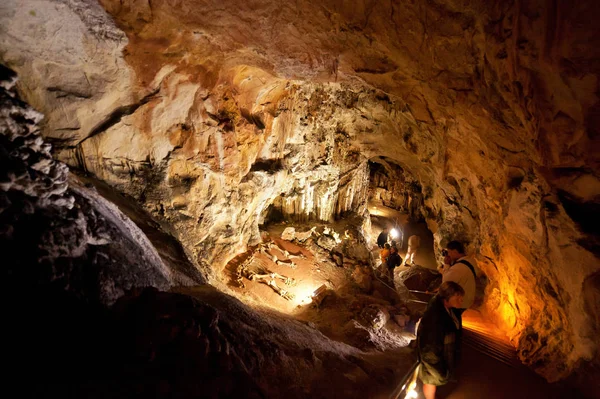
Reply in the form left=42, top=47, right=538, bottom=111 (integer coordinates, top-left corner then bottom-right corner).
left=1, top=0, right=599, bottom=385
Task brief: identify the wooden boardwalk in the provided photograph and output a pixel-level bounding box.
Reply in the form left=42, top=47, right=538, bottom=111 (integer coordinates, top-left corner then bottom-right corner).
left=430, top=310, right=580, bottom=399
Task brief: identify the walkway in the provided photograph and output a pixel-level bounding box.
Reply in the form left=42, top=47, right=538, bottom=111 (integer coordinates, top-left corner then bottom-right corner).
left=368, top=203, right=437, bottom=270
left=423, top=310, right=581, bottom=399
left=371, top=205, right=583, bottom=399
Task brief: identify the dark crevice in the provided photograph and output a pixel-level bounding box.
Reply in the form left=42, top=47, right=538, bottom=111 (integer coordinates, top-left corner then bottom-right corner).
left=47, top=86, right=92, bottom=99
left=557, top=190, right=600, bottom=258
left=484, top=256, right=499, bottom=271
left=353, top=67, right=395, bottom=75
left=557, top=190, right=600, bottom=236
left=54, top=127, right=81, bottom=131
left=82, top=88, right=160, bottom=143
left=495, top=143, right=525, bottom=154
left=462, top=204, right=476, bottom=219
left=240, top=108, right=265, bottom=130
left=207, top=109, right=236, bottom=132
left=75, top=145, right=88, bottom=174
left=440, top=186, right=476, bottom=219
left=249, top=159, right=283, bottom=174
left=507, top=174, right=524, bottom=189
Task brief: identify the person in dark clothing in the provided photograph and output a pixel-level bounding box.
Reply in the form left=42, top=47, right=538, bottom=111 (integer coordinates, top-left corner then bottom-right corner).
left=377, top=228, right=388, bottom=248
left=417, top=281, right=465, bottom=399
left=386, top=246, right=402, bottom=275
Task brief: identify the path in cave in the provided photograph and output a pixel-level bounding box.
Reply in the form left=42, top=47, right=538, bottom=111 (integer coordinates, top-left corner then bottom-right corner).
left=411, top=309, right=581, bottom=399
left=368, top=203, right=437, bottom=270
left=369, top=204, right=581, bottom=399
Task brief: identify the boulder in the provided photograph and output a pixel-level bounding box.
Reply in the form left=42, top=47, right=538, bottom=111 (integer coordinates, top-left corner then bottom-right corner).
left=281, top=227, right=296, bottom=241
left=351, top=266, right=373, bottom=292
left=317, top=235, right=338, bottom=251
left=360, top=304, right=390, bottom=331
left=397, top=265, right=441, bottom=293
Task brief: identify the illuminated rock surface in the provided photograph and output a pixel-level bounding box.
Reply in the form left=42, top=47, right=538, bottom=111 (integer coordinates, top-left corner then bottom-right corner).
left=1, top=66, right=411, bottom=398
left=1, top=0, right=599, bottom=392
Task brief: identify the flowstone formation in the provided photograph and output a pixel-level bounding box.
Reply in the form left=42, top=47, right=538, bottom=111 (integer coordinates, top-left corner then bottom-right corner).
left=1, top=0, right=599, bottom=389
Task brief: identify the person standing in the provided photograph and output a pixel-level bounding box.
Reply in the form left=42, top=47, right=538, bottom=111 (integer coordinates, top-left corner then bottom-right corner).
left=402, top=234, right=420, bottom=266
left=380, top=243, right=391, bottom=264
left=418, top=281, right=465, bottom=399
left=442, top=240, right=477, bottom=320
left=377, top=228, right=388, bottom=248
left=386, top=246, right=402, bottom=276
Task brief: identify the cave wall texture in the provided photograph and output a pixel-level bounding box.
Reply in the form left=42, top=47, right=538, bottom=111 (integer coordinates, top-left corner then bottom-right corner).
left=1, top=0, right=599, bottom=385
left=0, top=65, right=409, bottom=399
left=0, top=63, right=206, bottom=306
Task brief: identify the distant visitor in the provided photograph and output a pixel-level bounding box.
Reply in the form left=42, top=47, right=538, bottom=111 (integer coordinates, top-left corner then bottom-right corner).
left=377, top=228, right=388, bottom=248
left=386, top=246, right=402, bottom=277
left=380, top=243, right=391, bottom=264
left=402, top=234, right=420, bottom=266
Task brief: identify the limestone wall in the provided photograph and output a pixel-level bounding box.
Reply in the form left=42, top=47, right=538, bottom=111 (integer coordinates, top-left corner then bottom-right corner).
left=1, top=0, right=599, bottom=385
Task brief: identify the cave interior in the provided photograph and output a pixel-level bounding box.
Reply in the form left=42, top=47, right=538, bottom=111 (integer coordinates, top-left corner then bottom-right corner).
left=1, top=0, right=599, bottom=398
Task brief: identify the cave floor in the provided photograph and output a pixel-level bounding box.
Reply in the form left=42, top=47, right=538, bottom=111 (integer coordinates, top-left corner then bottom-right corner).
left=220, top=218, right=420, bottom=395
left=223, top=222, right=352, bottom=315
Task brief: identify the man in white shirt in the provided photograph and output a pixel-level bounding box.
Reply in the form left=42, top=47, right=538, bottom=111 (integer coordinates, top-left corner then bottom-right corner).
left=440, top=240, right=477, bottom=320
left=401, top=234, right=420, bottom=266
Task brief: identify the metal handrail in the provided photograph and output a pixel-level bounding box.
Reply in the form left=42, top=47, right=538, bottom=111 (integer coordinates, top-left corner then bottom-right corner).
left=367, top=276, right=426, bottom=398
left=407, top=289, right=433, bottom=304
left=389, top=359, right=420, bottom=399
left=408, top=290, right=433, bottom=295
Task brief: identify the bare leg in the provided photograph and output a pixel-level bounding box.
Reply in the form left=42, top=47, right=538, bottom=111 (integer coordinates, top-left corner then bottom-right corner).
left=402, top=248, right=413, bottom=266
left=423, top=384, right=436, bottom=399
left=410, top=250, right=416, bottom=264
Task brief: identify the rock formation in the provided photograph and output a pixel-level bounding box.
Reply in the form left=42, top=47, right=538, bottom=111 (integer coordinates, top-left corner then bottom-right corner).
left=1, top=0, right=599, bottom=390
left=0, top=63, right=199, bottom=306
left=1, top=65, right=412, bottom=398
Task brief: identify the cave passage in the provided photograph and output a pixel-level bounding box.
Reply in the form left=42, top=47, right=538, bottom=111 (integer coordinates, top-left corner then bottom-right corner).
left=2, top=0, right=599, bottom=397
left=367, top=156, right=437, bottom=270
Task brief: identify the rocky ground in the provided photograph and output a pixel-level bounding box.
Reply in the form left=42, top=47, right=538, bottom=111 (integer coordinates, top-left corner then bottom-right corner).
left=221, top=219, right=421, bottom=350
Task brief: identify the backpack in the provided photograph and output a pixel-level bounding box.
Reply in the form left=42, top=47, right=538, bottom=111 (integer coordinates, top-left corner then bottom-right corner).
left=455, top=259, right=477, bottom=280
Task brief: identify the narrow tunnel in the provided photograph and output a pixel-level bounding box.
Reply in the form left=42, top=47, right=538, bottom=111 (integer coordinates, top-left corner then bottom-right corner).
left=1, top=1, right=599, bottom=398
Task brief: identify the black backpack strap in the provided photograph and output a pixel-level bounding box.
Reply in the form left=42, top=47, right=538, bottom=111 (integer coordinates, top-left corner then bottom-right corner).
left=456, top=260, right=477, bottom=280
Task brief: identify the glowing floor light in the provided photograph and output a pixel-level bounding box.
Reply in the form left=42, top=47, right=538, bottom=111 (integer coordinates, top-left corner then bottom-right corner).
left=405, top=389, right=418, bottom=399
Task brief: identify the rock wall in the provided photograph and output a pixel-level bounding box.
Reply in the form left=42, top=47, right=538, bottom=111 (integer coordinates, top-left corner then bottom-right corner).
left=0, top=64, right=202, bottom=306
left=55, top=69, right=381, bottom=279
left=368, top=157, right=428, bottom=221
left=1, top=0, right=599, bottom=386
left=0, top=0, right=135, bottom=146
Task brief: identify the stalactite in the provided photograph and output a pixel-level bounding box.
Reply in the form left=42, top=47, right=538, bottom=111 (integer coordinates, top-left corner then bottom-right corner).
left=266, top=163, right=369, bottom=223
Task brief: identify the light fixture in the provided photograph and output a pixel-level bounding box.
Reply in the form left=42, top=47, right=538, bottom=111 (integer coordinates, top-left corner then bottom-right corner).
left=404, top=388, right=418, bottom=399
left=390, top=228, right=399, bottom=239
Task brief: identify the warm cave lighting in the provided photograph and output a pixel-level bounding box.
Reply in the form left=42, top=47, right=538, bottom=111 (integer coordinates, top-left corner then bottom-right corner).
left=390, top=228, right=399, bottom=239
left=295, top=284, right=320, bottom=305
left=404, top=389, right=419, bottom=399
left=400, top=363, right=420, bottom=399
